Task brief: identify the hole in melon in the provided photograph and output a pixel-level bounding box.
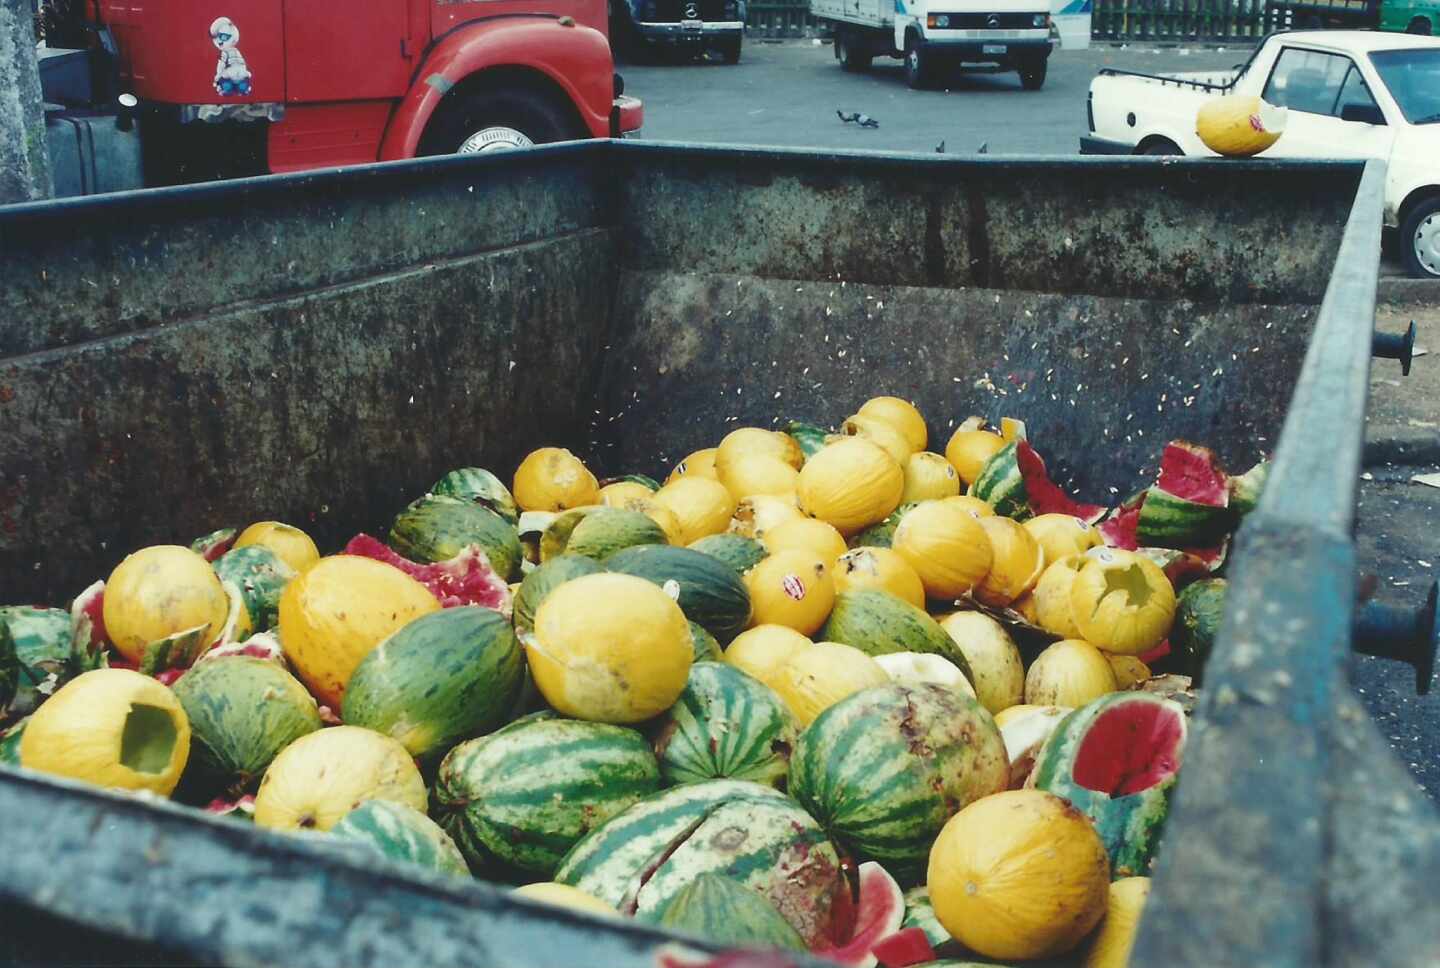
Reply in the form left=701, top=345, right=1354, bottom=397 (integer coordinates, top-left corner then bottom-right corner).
left=1098, top=563, right=1154, bottom=612
left=1072, top=701, right=1183, bottom=797
left=119, top=703, right=178, bottom=774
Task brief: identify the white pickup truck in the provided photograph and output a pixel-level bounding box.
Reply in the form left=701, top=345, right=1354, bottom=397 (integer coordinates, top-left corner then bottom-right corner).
left=1081, top=30, right=1440, bottom=278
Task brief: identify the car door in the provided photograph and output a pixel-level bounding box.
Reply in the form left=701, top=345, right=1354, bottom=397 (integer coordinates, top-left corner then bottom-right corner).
left=1260, top=46, right=1395, bottom=161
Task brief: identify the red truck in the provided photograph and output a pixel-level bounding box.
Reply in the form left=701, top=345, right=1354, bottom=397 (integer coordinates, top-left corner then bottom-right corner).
left=38, top=0, right=643, bottom=193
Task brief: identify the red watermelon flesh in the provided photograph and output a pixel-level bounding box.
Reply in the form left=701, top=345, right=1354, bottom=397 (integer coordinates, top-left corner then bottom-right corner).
left=343, top=534, right=510, bottom=612
left=1016, top=442, right=1107, bottom=523
left=1072, top=700, right=1185, bottom=797
left=812, top=862, right=905, bottom=968
left=870, top=929, right=936, bottom=968
left=1138, top=639, right=1172, bottom=666
left=1156, top=442, right=1228, bottom=507
left=70, top=579, right=110, bottom=654
left=1099, top=502, right=1141, bottom=550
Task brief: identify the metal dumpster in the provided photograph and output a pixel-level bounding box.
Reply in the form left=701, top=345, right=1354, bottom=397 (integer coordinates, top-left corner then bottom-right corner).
left=0, top=142, right=1436, bottom=967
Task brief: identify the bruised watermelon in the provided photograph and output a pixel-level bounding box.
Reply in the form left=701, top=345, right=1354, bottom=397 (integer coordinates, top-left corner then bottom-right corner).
left=430, top=467, right=520, bottom=526
left=344, top=534, right=511, bottom=612
left=654, top=873, right=806, bottom=950
left=971, top=441, right=1105, bottom=523
left=435, top=714, right=661, bottom=877
left=821, top=591, right=973, bottom=684
left=171, top=656, right=323, bottom=796
left=389, top=495, right=523, bottom=581
left=213, top=545, right=296, bottom=633
left=554, top=779, right=849, bottom=948
left=789, top=684, right=1008, bottom=881
left=1029, top=692, right=1187, bottom=877
left=341, top=606, right=524, bottom=761
left=513, top=554, right=604, bottom=633
left=329, top=800, right=470, bottom=878
left=653, top=661, right=799, bottom=789
left=1135, top=442, right=1234, bottom=549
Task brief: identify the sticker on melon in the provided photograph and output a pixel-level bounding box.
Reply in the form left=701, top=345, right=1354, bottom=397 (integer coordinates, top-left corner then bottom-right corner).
left=971, top=440, right=1105, bottom=523
left=1029, top=692, right=1187, bottom=878
left=1196, top=94, right=1286, bottom=157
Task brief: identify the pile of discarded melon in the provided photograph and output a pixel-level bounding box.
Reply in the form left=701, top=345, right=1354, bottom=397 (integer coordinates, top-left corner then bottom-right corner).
left=0, top=396, right=1265, bottom=967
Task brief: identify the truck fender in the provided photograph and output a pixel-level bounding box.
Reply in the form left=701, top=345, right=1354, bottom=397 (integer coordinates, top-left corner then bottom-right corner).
left=380, top=18, right=615, bottom=160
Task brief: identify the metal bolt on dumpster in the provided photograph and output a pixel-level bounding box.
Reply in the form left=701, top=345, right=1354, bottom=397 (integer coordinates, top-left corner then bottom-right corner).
left=1, top=142, right=1438, bottom=967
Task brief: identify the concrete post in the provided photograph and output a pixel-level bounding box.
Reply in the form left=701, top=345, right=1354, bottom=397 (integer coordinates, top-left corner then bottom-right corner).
left=0, top=0, right=53, bottom=202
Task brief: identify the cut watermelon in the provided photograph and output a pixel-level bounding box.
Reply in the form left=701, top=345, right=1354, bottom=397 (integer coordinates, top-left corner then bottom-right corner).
left=1014, top=443, right=1107, bottom=523
left=1155, top=441, right=1228, bottom=505
left=870, top=929, right=936, bottom=968
left=972, top=441, right=1105, bottom=523
left=812, top=862, right=906, bottom=968
left=343, top=534, right=510, bottom=613
left=191, top=527, right=238, bottom=563
left=1134, top=442, right=1234, bottom=549
left=69, top=580, right=110, bottom=658
left=1099, top=498, right=1142, bottom=550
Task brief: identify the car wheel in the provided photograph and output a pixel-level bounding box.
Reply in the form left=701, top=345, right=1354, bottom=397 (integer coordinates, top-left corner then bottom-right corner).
left=836, top=32, right=873, bottom=72
left=1401, top=197, right=1440, bottom=279
left=905, top=36, right=933, bottom=89
left=1018, top=54, right=1047, bottom=90
left=1139, top=137, right=1183, bottom=156
left=1408, top=16, right=1433, bottom=34
left=418, top=88, right=581, bottom=156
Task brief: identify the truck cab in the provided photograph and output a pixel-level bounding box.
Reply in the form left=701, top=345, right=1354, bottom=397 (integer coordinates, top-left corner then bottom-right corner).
left=41, top=0, right=643, bottom=193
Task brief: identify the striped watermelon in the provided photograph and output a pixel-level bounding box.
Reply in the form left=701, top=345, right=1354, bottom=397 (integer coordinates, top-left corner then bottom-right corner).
left=652, top=661, right=799, bottom=789
left=821, top=590, right=974, bottom=685
left=212, top=545, right=296, bottom=633
left=970, top=441, right=1105, bottom=523
left=434, top=714, right=661, bottom=877
left=688, top=533, right=768, bottom=576
left=190, top=527, right=238, bottom=562
left=0, top=617, right=15, bottom=716
left=688, top=623, right=723, bottom=663
left=343, top=534, right=511, bottom=612
left=786, top=421, right=830, bottom=460
left=329, top=800, right=470, bottom=878
left=900, top=886, right=952, bottom=951
left=847, top=505, right=914, bottom=550
left=605, top=545, right=753, bottom=643
left=0, top=606, right=90, bottom=721
left=171, top=656, right=323, bottom=796
left=543, top=507, right=669, bottom=561
left=656, top=873, right=806, bottom=950
left=1028, top=692, right=1187, bottom=878
left=340, top=606, right=524, bottom=761
left=554, top=779, right=848, bottom=947
left=431, top=467, right=520, bottom=526
left=788, top=683, right=1008, bottom=881
left=513, top=554, right=604, bottom=633
left=390, top=495, right=523, bottom=581
left=1167, top=578, right=1227, bottom=683
left=0, top=716, right=26, bottom=766
left=1228, top=458, right=1269, bottom=518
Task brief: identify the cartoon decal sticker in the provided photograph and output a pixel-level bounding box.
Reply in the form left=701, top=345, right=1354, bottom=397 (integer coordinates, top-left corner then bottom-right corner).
left=210, top=17, right=252, bottom=96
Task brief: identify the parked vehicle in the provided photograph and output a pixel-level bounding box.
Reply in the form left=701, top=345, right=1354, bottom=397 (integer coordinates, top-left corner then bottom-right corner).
left=1081, top=30, right=1440, bottom=278
left=1265, top=0, right=1438, bottom=32
left=610, top=0, right=747, bottom=62
left=809, top=0, right=1075, bottom=89
left=37, top=0, right=643, bottom=197
left=1380, top=0, right=1440, bottom=34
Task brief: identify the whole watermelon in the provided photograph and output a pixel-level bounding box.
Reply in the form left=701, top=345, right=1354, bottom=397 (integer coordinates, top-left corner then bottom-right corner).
left=688, top=623, right=723, bottom=663
left=513, top=555, right=604, bottom=634
left=789, top=683, right=1008, bottom=882
left=688, top=534, right=768, bottom=577
left=653, top=662, right=798, bottom=789
left=341, top=606, right=523, bottom=761
left=434, top=714, right=661, bottom=877
left=605, top=544, right=752, bottom=643
left=820, top=590, right=974, bottom=683
left=1168, top=578, right=1227, bottom=682
left=543, top=508, right=668, bottom=561
left=390, top=494, right=523, bottom=581
left=213, top=545, right=296, bottom=633
left=329, top=800, right=470, bottom=878
left=431, top=467, right=520, bottom=526
left=656, top=873, right=806, bottom=950
left=171, top=656, right=323, bottom=794
left=554, top=779, right=849, bottom=948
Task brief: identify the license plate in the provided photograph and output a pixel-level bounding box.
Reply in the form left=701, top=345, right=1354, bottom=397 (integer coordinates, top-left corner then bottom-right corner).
left=682, top=20, right=704, bottom=28
left=982, top=44, right=1007, bottom=54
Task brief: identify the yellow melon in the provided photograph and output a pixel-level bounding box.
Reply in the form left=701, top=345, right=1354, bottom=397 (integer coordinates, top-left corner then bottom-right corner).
left=234, top=521, right=321, bottom=574
left=728, top=495, right=805, bottom=540
left=1105, top=652, right=1152, bottom=690
left=833, top=547, right=926, bottom=609
left=654, top=476, right=739, bottom=546
left=1033, top=554, right=1086, bottom=639
left=945, top=427, right=1007, bottom=485
left=1069, top=548, right=1176, bottom=656
left=715, top=427, right=804, bottom=477
left=1024, top=639, right=1119, bottom=708
left=514, top=882, right=619, bottom=917
left=901, top=451, right=963, bottom=504
left=856, top=396, right=928, bottom=452
left=513, top=447, right=600, bottom=512
left=1196, top=94, right=1286, bottom=157
left=723, top=624, right=814, bottom=690
left=763, top=517, right=848, bottom=570
left=253, top=725, right=427, bottom=831
left=938, top=611, right=1025, bottom=715
left=667, top=448, right=719, bottom=484
left=103, top=545, right=233, bottom=664
left=1084, top=877, right=1152, bottom=968
left=973, top=517, right=1046, bottom=608
left=892, top=500, right=994, bottom=600
left=599, top=481, right=656, bottom=507
left=797, top=437, right=904, bottom=535
left=744, top=550, right=836, bottom=636
left=1022, top=513, right=1102, bottom=567
left=771, top=641, right=890, bottom=725
left=842, top=414, right=914, bottom=465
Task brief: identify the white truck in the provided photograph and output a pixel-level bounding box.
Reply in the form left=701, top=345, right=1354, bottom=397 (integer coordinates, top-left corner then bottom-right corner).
left=1082, top=30, right=1440, bottom=278
left=810, top=0, right=1089, bottom=90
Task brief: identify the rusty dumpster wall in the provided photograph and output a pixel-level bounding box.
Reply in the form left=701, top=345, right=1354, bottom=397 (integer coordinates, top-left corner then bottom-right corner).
left=0, top=148, right=618, bottom=604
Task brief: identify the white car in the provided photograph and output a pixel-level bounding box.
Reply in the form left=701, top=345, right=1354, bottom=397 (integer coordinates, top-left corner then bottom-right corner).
left=1081, top=30, right=1440, bottom=278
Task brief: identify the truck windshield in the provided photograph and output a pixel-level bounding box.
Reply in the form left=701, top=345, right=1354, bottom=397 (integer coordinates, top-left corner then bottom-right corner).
left=1369, top=49, right=1440, bottom=123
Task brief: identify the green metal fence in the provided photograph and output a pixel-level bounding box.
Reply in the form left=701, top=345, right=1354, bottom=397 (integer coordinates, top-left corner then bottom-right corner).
left=1091, top=0, right=1274, bottom=41
left=747, top=0, right=818, bottom=36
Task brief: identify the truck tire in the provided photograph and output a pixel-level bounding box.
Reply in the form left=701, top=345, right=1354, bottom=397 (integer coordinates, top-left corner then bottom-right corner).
left=717, top=36, right=743, bottom=64
left=1401, top=197, right=1440, bottom=279
left=419, top=88, right=582, bottom=156
left=905, top=36, right=935, bottom=89
left=836, top=31, right=873, bottom=72
left=1407, top=15, right=1432, bottom=34
left=1018, top=54, right=1047, bottom=90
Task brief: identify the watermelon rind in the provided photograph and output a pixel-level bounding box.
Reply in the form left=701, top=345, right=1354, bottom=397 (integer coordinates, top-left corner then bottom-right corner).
left=329, top=800, right=470, bottom=878
left=390, top=494, right=523, bottom=581
left=0, top=618, right=16, bottom=716
left=605, top=544, right=753, bottom=644
left=688, top=623, right=724, bottom=663
left=435, top=715, right=661, bottom=877
left=788, top=683, right=1009, bottom=882
left=603, top=474, right=662, bottom=492
left=653, top=661, right=799, bottom=790
left=0, top=715, right=27, bottom=765
left=1228, top=459, right=1269, bottom=518
left=341, top=606, right=524, bottom=761
left=901, top=886, right=953, bottom=950
left=513, top=554, right=605, bottom=633
left=786, top=421, right=831, bottom=460
left=1029, top=692, right=1187, bottom=878
left=655, top=872, right=807, bottom=950
left=688, top=534, right=768, bottom=577
left=431, top=467, right=520, bottom=526
left=1134, top=487, right=1234, bottom=550
left=554, top=779, right=847, bottom=947
left=0, top=606, right=88, bottom=720
left=213, top=545, right=297, bottom=633
left=821, top=590, right=974, bottom=684
left=971, top=443, right=1029, bottom=519
left=847, top=505, right=916, bottom=550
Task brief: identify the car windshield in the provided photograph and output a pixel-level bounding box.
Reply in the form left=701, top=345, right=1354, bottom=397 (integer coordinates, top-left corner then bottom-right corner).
left=1369, top=48, right=1440, bottom=123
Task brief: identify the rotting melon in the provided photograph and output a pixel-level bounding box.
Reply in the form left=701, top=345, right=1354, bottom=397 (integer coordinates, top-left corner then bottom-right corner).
left=1135, top=441, right=1235, bottom=550
left=813, top=861, right=907, bottom=968
left=654, top=873, right=807, bottom=951
left=728, top=494, right=804, bottom=541
left=1069, top=548, right=1176, bottom=657
left=1029, top=692, right=1187, bottom=878
left=343, top=533, right=510, bottom=612
left=513, top=447, right=600, bottom=512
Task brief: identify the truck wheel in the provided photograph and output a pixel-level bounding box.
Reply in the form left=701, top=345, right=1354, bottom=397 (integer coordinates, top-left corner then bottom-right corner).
left=1018, top=55, right=1047, bottom=90
left=1401, top=197, right=1440, bottom=279
left=717, top=36, right=743, bottom=64
left=905, top=37, right=934, bottom=89
left=1407, top=16, right=1432, bottom=34
left=419, top=88, right=581, bottom=156
left=836, top=33, right=873, bottom=72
